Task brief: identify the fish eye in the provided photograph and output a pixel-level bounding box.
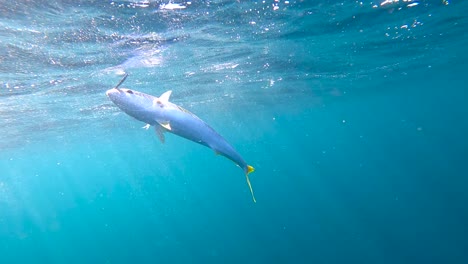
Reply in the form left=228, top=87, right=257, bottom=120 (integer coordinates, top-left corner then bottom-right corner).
left=126, top=90, right=133, bottom=94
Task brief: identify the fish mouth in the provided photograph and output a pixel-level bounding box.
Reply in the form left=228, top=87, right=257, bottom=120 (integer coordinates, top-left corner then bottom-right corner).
left=106, top=88, right=120, bottom=97
left=107, top=74, right=128, bottom=97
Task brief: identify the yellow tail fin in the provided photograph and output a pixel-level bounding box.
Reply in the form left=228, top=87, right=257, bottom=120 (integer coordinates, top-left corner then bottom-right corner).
left=246, top=165, right=256, bottom=203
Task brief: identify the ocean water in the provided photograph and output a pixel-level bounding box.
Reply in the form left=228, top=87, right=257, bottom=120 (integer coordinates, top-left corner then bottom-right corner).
left=1, top=0, right=467, bottom=263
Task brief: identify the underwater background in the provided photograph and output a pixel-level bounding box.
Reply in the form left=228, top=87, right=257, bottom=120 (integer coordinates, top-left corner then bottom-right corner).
left=1, top=0, right=467, bottom=263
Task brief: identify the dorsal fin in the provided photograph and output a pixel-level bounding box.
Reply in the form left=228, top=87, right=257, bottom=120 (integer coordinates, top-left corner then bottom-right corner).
left=159, top=90, right=172, bottom=103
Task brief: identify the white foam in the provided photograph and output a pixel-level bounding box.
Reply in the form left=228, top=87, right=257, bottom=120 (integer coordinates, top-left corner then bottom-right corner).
left=160, top=3, right=186, bottom=10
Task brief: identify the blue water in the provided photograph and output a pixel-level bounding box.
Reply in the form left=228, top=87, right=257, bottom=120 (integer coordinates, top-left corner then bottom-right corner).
left=1, top=0, right=467, bottom=263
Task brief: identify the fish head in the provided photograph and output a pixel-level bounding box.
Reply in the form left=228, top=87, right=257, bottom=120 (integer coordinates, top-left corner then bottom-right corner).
left=107, top=87, right=147, bottom=108
left=106, top=87, right=158, bottom=122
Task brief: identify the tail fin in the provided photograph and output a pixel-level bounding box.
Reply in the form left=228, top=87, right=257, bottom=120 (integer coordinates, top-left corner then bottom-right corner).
left=246, top=165, right=256, bottom=203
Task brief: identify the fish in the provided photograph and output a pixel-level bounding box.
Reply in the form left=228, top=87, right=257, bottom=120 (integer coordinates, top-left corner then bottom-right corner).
left=106, top=74, right=256, bottom=202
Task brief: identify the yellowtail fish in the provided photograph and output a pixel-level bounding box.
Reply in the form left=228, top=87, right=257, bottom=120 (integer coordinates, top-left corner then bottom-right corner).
left=106, top=75, right=256, bottom=202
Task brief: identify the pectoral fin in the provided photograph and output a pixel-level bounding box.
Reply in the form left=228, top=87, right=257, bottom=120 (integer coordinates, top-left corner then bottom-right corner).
left=155, top=125, right=165, bottom=143
left=158, top=121, right=172, bottom=131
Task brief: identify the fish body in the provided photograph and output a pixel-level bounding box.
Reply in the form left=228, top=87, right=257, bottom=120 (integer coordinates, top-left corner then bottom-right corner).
left=106, top=75, right=256, bottom=202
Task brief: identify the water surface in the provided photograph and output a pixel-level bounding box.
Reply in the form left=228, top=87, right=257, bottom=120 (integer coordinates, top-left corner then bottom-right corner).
left=1, top=1, right=467, bottom=263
